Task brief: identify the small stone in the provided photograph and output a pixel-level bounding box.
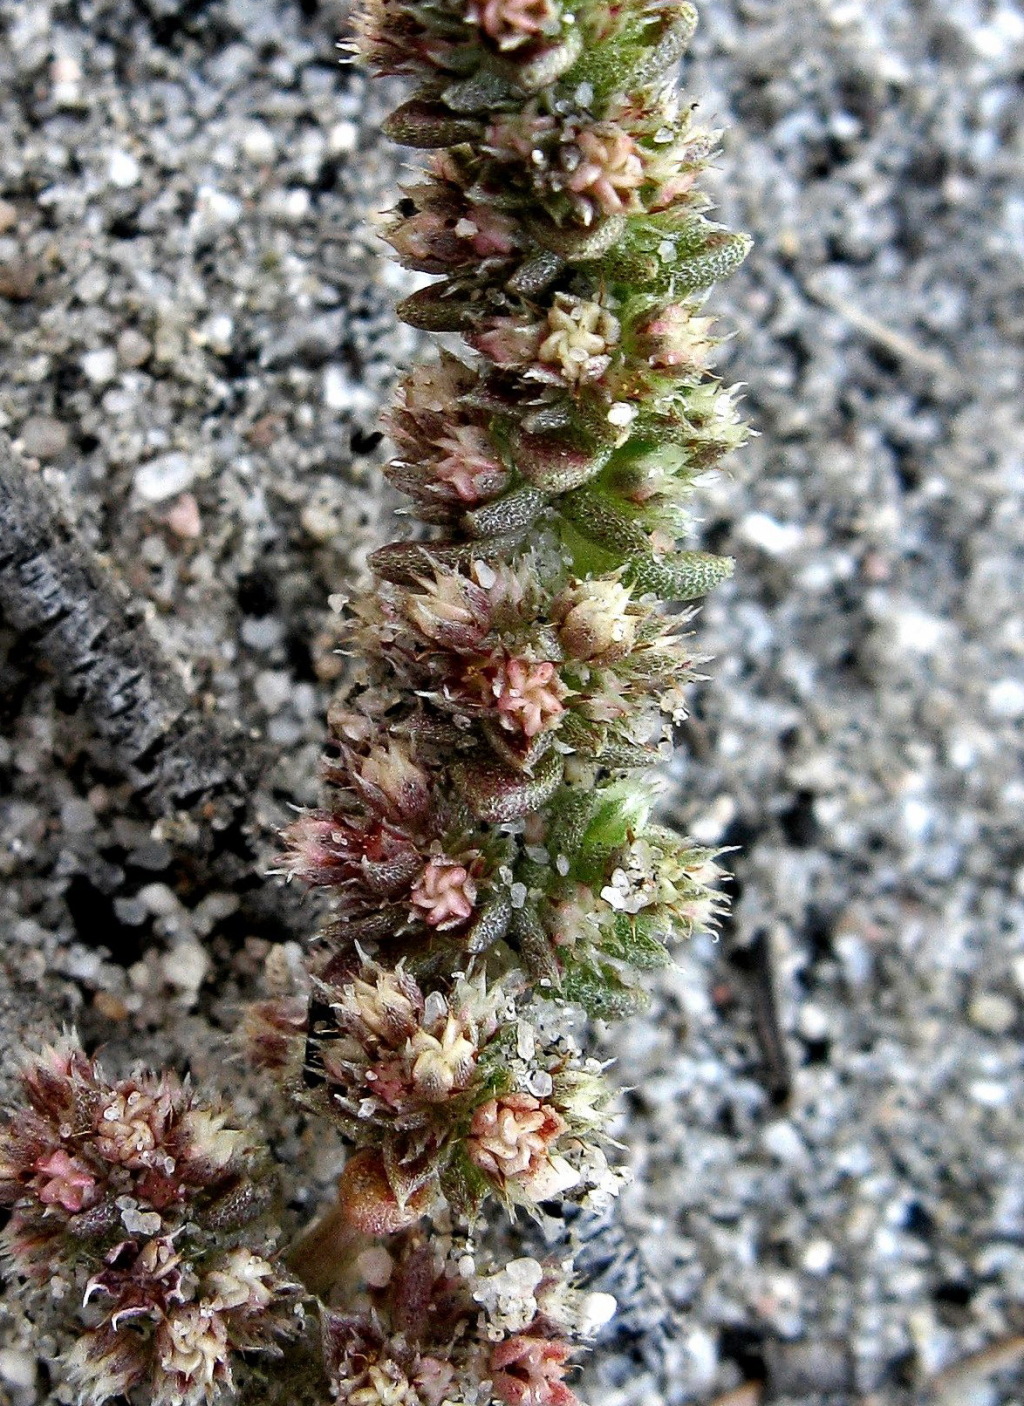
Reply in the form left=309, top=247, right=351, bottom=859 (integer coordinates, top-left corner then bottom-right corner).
left=117, top=328, right=152, bottom=367
left=738, top=512, right=804, bottom=556
left=241, top=615, right=285, bottom=651
left=163, top=493, right=202, bottom=539
left=162, top=941, right=209, bottom=996
left=299, top=503, right=336, bottom=539
left=255, top=669, right=292, bottom=713
left=108, top=149, right=141, bottom=187
left=328, top=120, right=358, bottom=155
left=762, top=1120, right=808, bottom=1164
left=202, top=313, right=233, bottom=355
left=81, top=347, right=118, bottom=386
left=129, top=839, right=173, bottom=871
left=0, top=200, right=17, bottom=234
left=689, top=793, right=736, bottom=844
left=93, top=991, right=129, bottom=1022
left=113, top=897, right=148, bottom=927
left=20, top=415, right=69, bottom=459
left=0, top=1349, right=36, bottom=1390
left=356, top=1246, right=394, bottom=1288
left=969, top=991, right=1016, bottom=1035
left=323, top=364, right=376, bottom=413
left=576, top=1292, right=617, bottom=1336
left=60, top=797, right=96, bottom=834
left=193, top=186, right=243, bottom=230
left=970, top=1079, right=1009, bottom=1107
left=191, top=892, right=240, bottom=937
left=0, top=253, right=38, bottom=300
left=802, top=1238, right=834, bottom=1274
left=134, top=452, right=196, bottom=503
left=117, top=1199, right=162, bottom=1236
left=242, top=124, right=277, bottom=163
left=138, top=882, right=181, bottom=918
left=797, top=1002, right=830, bottom=1041
left=987, top=678, right=1024, bottom=720
left=51, top=54, right=83, bottom=108
left=271, top=187, right=311, bottom=222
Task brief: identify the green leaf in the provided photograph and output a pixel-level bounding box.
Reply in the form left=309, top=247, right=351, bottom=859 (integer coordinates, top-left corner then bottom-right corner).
left=382, top=99, right=480, bottom=148
left=561, top=962, right=647, bottom=1019
left=439, top=1147, right=489, bottom=1222
left=453, top=748, right=564, bottom=823
left=546, top=787, right=598, bottom=860
left=624, top=549, right=734, bottom=600
left=462, top=485, right=545, bottom=539
left=511, top=905, right=561, bottom=986
left=581, top=779, right=654, bottom=851
left=605, top=913, right=670, bottom=970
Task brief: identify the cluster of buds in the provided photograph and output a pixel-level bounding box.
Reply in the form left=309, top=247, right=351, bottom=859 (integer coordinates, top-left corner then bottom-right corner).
left=0, top=1040, right=299, bottom=1406
left=297, top=965, right=616, bottom=1230
left=322, top=1232, right=613, bottom=1406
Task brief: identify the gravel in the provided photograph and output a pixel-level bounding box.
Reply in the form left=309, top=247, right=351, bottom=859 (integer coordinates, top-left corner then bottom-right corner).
left=1, top=0, right=1022, bottom=1403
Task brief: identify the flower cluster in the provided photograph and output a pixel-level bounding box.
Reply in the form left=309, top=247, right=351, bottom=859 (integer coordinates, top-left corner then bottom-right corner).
left=321, top=1232, right=613, bottom=1406
left=296, top=964, right=618, bottom=1230
left=0, top=1041, right=299, bottom=1406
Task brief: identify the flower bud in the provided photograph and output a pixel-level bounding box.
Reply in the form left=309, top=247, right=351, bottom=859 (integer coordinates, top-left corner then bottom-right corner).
left=338, top=1150, right=435, bottom=1234
left=551, top=578, right=638, bottom=663
left=402, top=571, right=493, bottom=652
left=566, top=126, right=644, bottom=219
left=490, top=1333, right=580, bottom=1406
left=409, top=1016, right=478, bottom=1100
left=632, top=304, right=715, bottom=372
left=466, top=1093, right=571, bottom=1197
left=467, top=315, right=545, bottom=371
left=334, top=965, right=425, bottom=1046
left=409, top=857, right=478, bottom=930
left=350, top=741, right=432, bottom=826
left=537, top=295, right=620, bottom=386
left=470, top=0, right=562, bottom=51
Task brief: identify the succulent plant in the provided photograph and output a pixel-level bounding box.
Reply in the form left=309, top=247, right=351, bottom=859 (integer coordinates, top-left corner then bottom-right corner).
left=279, top=0, right=747, bottom=1227
left=2, top=1, right=747, bottom=1402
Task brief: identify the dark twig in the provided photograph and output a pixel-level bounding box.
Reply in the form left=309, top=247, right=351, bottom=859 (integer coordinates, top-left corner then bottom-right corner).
left=729, top=927, right=793, bottom=1106
left=0, top=437, right=307, bottom=939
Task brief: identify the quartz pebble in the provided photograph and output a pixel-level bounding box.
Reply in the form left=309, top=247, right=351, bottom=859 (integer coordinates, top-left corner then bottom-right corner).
left=19, top=415, right=68, bottom=459
left=134, top=452, right=196, bottom=503
left=969, top=992, right=1016, bottom=1035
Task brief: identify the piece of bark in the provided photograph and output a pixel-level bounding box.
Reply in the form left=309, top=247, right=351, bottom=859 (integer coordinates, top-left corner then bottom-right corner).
left=0, top=438, right=308, bottom=939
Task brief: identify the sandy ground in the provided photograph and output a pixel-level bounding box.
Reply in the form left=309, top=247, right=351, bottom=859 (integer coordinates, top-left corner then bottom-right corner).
left=1, top=0, right=1022, bottom=1402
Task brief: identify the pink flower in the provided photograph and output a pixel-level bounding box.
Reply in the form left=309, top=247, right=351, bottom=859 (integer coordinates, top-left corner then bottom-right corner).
left=279, top=813, right=422, bottom=902
left=32, top=1149, right=99, bottom=1213
left=409, top=858, right=477, bottom=929
left=468, top=315, right=545, bottom=371
left=433, top=425, right=508, bottom=504
left=472, top=0, right=561, bottom=50
left=566, top=128, right=644, bottom=217
left=470, top=654, right=567, bottom=739
left=485, top=111, right=557, bottom=164
left=633, top=305, right=715, bottom=371
left=491, top=1334, right=580, bottom=1406
left=467, top=1093, right=567, bottom=1184
left=458, top=203, right=520, bottom=258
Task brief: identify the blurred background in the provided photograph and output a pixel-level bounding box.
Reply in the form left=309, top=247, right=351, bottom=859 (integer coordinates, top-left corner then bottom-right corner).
left=0, top=0, right=1021, bottom=1402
